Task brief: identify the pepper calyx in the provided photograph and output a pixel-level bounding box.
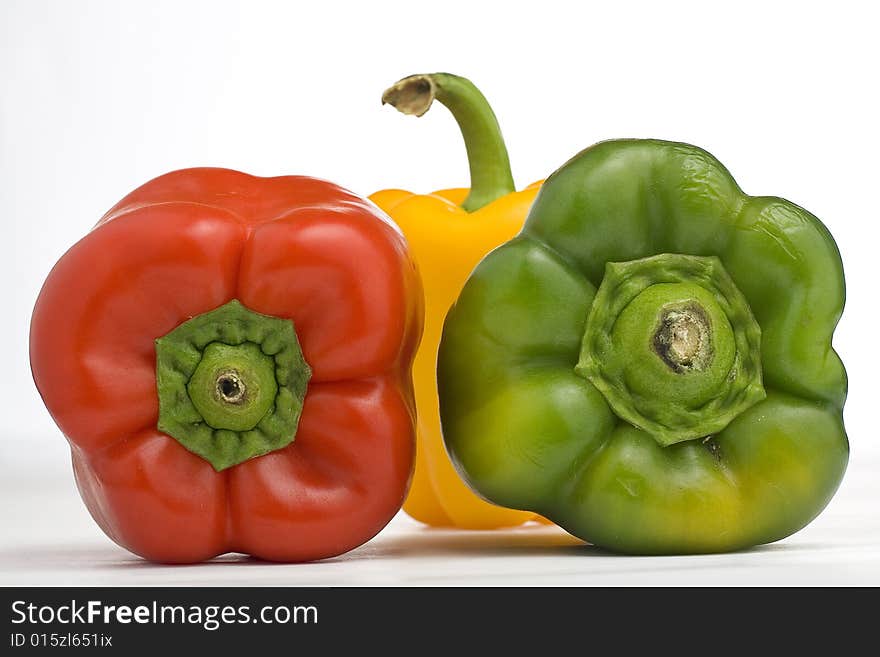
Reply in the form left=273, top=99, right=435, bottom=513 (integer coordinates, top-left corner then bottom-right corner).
left=155, top=300, right=311, bottom=471
left=575, top=254, right=765, bottom=446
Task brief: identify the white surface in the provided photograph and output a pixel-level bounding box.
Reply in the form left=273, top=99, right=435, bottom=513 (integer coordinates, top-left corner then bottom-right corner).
left=2, top=1, right=880, bottom=585
left=1, top=451, right=878, bottom=586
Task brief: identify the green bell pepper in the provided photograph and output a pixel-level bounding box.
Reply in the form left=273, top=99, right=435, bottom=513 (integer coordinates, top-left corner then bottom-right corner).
left=438, top=139, right=848, bottom=554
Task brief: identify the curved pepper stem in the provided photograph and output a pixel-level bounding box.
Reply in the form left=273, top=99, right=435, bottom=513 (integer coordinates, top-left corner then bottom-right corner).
left=382, top=73, right=516, bottom=212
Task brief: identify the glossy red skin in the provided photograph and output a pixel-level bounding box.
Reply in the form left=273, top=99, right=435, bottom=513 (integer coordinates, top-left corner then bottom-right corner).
left=31, top=169, right=422, bottom=563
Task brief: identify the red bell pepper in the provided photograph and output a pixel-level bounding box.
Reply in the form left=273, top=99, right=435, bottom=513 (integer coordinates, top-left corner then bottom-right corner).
left=30, top=168, right=422, bottom=563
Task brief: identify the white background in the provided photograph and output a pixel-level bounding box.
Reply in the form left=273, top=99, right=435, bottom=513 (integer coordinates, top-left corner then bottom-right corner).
left=2, top=0, right=878, bottom=584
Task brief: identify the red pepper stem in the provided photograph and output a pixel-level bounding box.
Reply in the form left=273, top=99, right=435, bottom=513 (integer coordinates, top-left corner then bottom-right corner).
left=155, top=300, right=311, bottom=471
left=382, top=73, right=516, bottom=212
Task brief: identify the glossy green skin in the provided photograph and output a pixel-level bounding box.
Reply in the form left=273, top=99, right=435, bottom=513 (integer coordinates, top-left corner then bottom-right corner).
left=438, top=139, right=848, bottom=554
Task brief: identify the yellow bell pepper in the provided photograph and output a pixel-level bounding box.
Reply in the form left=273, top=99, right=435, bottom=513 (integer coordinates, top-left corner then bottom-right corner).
left=370, top=73, right=543, bottom=528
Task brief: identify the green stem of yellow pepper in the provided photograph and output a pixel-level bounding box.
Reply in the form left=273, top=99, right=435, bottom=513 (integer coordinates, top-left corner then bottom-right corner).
left=382, top=73, right=515, bottom=212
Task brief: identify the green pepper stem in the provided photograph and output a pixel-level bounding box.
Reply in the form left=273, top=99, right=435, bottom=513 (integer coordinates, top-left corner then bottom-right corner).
left=382, top=73, right=516, bottom=212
